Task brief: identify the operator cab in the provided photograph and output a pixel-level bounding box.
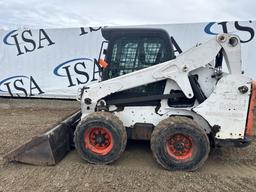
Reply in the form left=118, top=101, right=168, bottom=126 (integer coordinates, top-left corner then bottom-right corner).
left=97, top=28, right=194, bottom=107
left=100, top=28, right=175, bottom=79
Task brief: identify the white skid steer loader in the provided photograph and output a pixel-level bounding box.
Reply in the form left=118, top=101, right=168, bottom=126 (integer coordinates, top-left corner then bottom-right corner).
left=5, top=28, right=256, bottom=171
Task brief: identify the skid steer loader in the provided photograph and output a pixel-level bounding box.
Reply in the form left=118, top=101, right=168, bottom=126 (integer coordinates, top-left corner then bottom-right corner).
left=5, top=28, right=256, bottom=171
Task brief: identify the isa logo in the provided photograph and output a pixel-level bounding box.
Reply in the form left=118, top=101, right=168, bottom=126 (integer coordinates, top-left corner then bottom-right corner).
left=0, top=75, right=44, bottom=97
left=204, top=21, right=255, bottom=43
left=3, top=29, right=55, bottom=56
left=53, top=58, right=100, bottom=87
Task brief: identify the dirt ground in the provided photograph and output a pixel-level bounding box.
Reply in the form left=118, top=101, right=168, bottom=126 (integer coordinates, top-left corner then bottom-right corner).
left=1, top=98, right=256, bottom=192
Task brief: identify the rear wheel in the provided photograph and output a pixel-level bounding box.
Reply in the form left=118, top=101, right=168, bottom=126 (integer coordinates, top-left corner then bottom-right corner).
left=74, top=112, right=127, bottom=164
left=150, top=116, right=210, bottom=171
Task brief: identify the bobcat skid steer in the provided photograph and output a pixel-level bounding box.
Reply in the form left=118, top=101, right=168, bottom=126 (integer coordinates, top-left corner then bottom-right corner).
left=5, top=28, right=256, bottom=171
left=74, top=28, right=256, bottom=171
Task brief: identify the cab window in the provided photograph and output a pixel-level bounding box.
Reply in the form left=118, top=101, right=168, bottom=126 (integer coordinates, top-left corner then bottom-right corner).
left=108, top=36, right=168, bottom=78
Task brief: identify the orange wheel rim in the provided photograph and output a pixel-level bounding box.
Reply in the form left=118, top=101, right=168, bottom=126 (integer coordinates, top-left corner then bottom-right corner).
left=166, top=134, right=193, bottom=160
left=84, top=127, right=113, bottom=155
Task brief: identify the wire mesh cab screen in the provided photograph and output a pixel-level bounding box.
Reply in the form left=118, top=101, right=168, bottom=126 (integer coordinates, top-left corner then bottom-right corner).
left=108, top=36, right=168, bottom=78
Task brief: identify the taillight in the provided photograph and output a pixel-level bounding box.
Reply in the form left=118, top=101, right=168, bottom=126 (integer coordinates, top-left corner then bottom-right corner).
left=246, top=80, right=256, bottom=137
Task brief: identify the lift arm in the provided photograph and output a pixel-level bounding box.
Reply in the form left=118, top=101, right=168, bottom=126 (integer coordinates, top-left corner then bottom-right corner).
left=79, top=33, right=242, bottom=116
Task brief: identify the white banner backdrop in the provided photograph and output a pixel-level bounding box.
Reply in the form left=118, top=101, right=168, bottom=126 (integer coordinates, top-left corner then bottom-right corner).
left=0, top=21, right=255, bottom=98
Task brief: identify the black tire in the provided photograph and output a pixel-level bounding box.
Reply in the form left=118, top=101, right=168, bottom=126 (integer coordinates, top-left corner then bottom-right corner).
left=74, top=112, right=127, bottom=164
left=150, top=116, right=210, bottom=171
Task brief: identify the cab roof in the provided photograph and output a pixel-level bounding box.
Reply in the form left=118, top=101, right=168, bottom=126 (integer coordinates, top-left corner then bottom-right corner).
left=101, top=27, right=171, bottom=40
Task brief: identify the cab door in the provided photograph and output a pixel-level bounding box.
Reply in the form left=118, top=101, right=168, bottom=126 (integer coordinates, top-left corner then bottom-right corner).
left=102, top=31, right=175, bottom=106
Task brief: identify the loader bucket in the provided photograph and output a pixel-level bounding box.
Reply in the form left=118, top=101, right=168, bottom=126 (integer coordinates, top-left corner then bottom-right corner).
left=4, top=111, right=81, bottom=166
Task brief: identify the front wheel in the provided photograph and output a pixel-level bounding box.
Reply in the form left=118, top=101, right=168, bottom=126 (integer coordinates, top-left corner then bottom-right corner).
left=150, top=116, right=210, bottom=171
left=74, top=112, right=127, bottom=164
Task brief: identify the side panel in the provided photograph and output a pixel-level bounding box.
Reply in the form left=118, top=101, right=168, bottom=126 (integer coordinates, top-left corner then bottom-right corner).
left=114, top=106, right=212, bottom=134
left=194, top=75, right=251, bottom=139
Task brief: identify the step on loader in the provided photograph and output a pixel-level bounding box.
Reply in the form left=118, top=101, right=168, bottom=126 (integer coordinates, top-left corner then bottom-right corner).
left=5, top=28, right=256, bottom=171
